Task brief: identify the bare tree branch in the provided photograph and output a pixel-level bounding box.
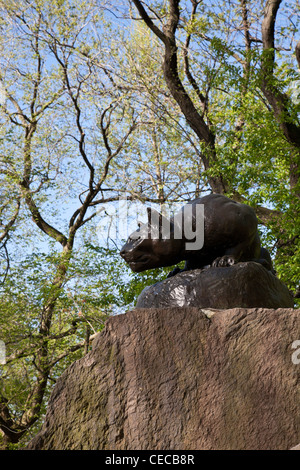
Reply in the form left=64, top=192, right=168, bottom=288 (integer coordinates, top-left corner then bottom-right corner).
left=50, top=43, right=96, bottom=191
left=261, top=0, right=300, bottom=147
left=132, top=0, right=228, bottom=194
left=0, top=198, right=21, bottom=244
left=183, top=1, right=208, bottom=117
left=131, top=0, right=168, bottom=44
left=48, top=332, right=98, bottom=369
left=261, top=0, right=281, bottom=54
left=20, top=181, right=68, bottom=246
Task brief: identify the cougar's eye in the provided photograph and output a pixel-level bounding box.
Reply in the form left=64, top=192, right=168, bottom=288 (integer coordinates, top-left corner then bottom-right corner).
left=129, top=235, right=140, bottom=243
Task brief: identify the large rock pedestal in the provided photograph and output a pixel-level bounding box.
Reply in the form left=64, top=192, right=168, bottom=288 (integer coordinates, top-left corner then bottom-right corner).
left=27, top=307, right=300, bottom=450
left=136, top=262, right=294, bottom=308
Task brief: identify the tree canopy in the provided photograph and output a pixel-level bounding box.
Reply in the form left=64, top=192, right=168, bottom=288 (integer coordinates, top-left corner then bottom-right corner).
left=0, top=0, right=299, bottom=448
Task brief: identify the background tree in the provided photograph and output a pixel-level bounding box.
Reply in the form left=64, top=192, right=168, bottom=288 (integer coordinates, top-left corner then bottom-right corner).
left=129, top=0, right=300, bottom=294
left=0, top=0, right=299, bottom=449
left=0, top=0, right=200, bottom=448
left=0, top=0, right=137, bottom=447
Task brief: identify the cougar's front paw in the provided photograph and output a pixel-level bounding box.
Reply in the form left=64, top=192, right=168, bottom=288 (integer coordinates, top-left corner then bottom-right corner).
left=212, top=255, right=236, bottom=267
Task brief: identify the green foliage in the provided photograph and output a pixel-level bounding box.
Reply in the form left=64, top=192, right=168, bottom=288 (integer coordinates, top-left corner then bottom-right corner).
left=0, top=0, right=300, bottom=448
left=82, top=244, right=181, bottom=308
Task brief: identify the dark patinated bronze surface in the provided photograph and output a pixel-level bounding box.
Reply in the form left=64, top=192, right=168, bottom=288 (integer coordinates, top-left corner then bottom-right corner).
left=120, top=194, right=273, bottom=275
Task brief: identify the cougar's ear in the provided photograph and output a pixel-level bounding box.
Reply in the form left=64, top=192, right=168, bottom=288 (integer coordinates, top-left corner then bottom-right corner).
left=147, top=207, right=170, bottom=227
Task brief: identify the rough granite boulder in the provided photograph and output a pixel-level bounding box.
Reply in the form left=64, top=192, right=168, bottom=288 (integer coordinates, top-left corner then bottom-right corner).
left=27, top=307, right=300, bottom=450
left=136, top=262, right=294, bottom=309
